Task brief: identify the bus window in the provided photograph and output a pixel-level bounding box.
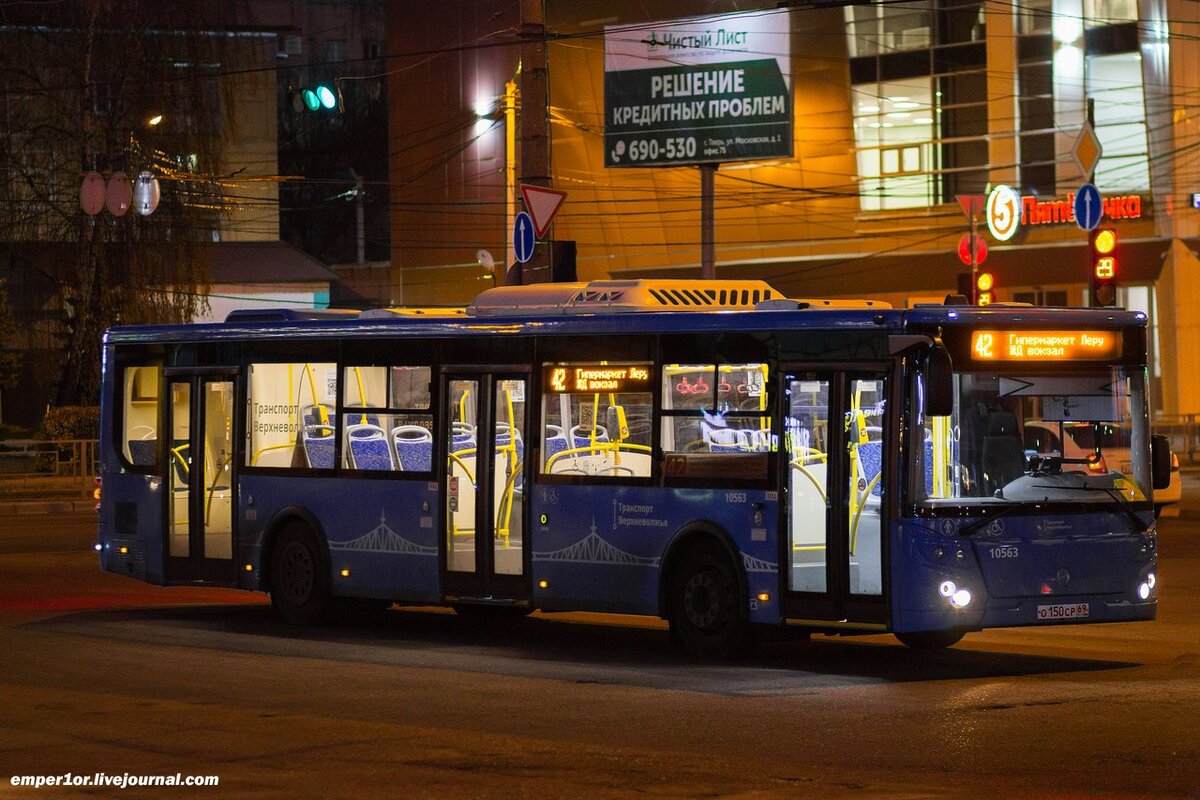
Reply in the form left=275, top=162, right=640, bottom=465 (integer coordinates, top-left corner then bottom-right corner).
left=122, top=365, right=161, bottom=468
left=540, top=362, right=653, bottom=478
left=918, top=367, right=1150, bottom=504
left=660, top=363, right=771, bottom=480
left=341, top=366, right=433, bottom=472
left=246, top=362, right=337, bottom=469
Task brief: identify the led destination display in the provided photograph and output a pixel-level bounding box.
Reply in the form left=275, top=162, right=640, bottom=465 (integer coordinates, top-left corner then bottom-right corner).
left=970, top=330, right=1122, bottom=361
left=543, top=364, right=652, bottom=393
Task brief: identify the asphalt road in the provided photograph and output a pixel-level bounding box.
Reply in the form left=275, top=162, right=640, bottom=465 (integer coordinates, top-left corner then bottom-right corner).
left=1, top=501, right=1198, bottom=799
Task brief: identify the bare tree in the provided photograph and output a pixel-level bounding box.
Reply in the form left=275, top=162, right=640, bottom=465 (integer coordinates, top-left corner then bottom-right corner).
left=0, top=1, right=246, bottom=407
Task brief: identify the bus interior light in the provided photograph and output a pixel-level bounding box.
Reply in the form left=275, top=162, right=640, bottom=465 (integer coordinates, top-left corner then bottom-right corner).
left=939, top=580, right=956, bottom=598
left=757, top=592, right=771, bottom=603
left=245, top=564, right=254, bottom=572
left=950, top=588, right=973, bottom=608
left=340, top=568, right=351, bottom=578
left=538, top=580, right=549, bottom=589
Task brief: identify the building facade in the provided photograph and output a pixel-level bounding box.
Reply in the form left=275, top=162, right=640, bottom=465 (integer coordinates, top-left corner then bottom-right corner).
left=388, top=0, right=1200, bottom=413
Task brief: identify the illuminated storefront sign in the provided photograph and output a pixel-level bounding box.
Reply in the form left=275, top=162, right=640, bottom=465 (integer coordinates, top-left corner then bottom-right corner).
left=986, top=185, right=1021, bottom=241
left=970, top=330, right=1122, bottom=361
left=544, top=364, right=653, bottom=393
left=1020, top=193, right=1144, bottom=226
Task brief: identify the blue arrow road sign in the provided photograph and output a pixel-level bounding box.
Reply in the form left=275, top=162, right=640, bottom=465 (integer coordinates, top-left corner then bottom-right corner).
left=1074, top=183, right=1103, bottom=231
left=513, top=211, right=535, bottom=264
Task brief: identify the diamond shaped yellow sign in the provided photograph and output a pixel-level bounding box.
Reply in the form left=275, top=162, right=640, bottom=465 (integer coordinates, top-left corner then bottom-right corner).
left=1072, top=121, right=1103, bottom=179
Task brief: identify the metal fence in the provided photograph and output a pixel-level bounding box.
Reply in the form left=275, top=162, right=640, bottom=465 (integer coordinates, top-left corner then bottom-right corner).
left=0, top=439, right=99, bottom=499
left=1154, top=416, right=1200, bottom=465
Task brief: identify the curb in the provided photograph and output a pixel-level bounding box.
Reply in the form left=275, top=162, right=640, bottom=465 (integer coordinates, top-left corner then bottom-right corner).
left=0, top=500, right=97, bottom=515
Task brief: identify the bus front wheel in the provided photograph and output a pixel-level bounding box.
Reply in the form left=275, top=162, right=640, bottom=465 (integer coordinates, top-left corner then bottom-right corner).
left=269, top=523, right=331, bottom=625
left=895, top=629, right=965, bottom=649
left=669, top=541, right=750, bottom=659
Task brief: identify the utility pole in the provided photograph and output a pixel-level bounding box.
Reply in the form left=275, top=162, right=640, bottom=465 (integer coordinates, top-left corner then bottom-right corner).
left=700, top=164, right=716, bottom=279
left=513, top=0, right=550, bottom=285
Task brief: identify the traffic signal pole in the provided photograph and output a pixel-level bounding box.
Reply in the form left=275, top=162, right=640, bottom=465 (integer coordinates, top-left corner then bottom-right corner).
left=970, top=211, right=978, bottom=304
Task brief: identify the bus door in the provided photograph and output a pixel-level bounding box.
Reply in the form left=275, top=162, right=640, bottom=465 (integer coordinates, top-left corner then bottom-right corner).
left=164, top=371, right=237, bottom=585
left=779, top=367, right=890, bottom=628
left=440, top=370, right=530, bottom=603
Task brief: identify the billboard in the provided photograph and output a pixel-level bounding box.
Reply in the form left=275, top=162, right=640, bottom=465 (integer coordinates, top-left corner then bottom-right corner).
left=604, top=10, right=792, bottom=168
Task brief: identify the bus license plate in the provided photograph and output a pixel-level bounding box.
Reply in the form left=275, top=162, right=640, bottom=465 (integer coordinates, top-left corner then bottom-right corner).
left=1037, top=603, right=1089, bottom=621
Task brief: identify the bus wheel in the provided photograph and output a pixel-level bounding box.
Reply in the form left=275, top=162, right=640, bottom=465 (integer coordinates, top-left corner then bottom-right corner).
left=670, top=541, right=749, bottom=659
left=895, top=629, right=965, bottom=650
left=269, top=523, right=331, bottom=625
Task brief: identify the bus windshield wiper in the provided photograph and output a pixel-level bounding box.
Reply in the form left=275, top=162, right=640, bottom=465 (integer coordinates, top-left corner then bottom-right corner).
left=1032, top=478, right=1150, bottom=534
left=1100, top=486, right=1152, bottom=534
left=960, top=501, right=1030, bottom=537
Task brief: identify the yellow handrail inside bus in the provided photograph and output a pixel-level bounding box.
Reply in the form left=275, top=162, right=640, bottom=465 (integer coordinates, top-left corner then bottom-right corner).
left=495, top=457, right=524, bottom=547
left=788, top=458, right=828, bottom=504
left=351, top=366, right=369, bottom=425
left=250, top=442, right=296, bottom=466
left=204, top=448, right=229, bottom=525
left=850, top=470, right=883, bottom=556
left=303, top=363, right=328, bottom=425
left=932, top=415, right=950, bottom=497
left=170, top=444, right=189, bottom=477
left=545, top=442, right=652, bottom=473
left=445, top=447, right=477, bottom=542
left=447, top=448, right=476, bottom=483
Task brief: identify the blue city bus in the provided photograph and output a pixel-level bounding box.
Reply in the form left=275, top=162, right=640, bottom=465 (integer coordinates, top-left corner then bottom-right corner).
left=96, top=280, right=1170, bottom=656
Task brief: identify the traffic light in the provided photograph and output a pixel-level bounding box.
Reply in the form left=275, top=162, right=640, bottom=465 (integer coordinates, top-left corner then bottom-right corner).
left=976, top=272, right=994, bottom=306
left=291, top=84, right=340, bottom=113
left=1090, top=227, right=1118, bottom=307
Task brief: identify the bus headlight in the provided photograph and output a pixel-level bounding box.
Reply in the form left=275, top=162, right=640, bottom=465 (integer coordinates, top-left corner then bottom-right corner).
left=939, top=580, right=956, bottom=598
left=950, top=588, right=973, bottom=608
left=1137, top=571, right=1158, bottom=601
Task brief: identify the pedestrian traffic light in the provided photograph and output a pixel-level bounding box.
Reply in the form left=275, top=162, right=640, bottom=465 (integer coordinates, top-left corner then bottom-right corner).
left=1090, top=227, right=1118, bottom=307
left=976, top=272, right=994, bottom=305
left=291, top=83, right=340, bottom=113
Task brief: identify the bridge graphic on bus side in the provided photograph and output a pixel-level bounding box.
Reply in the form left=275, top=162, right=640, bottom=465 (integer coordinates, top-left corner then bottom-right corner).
left=742, top=554, right=777, bottom=573
left=328, top=511, right=438, bottom=556
left=533, top=519, right=661, bottom=567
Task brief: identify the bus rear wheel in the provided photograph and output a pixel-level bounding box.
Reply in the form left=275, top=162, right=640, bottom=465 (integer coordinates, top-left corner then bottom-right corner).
left=669, top=541, right=749, bottom=659
left=895, top=629, right=965, bottom=650
left=269, top=523, right=331, bottom=625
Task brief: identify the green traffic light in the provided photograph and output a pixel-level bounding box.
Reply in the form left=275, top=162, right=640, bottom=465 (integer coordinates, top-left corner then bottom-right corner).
left=301, top=89, right=320, bottom=111
left=317, top=85, right=336, bottom=110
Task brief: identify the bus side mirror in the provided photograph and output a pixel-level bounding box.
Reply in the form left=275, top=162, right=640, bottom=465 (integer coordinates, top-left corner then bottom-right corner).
left=923, top=345, right=954, bottom=418
left=1151, top=434, right=1172, bottom=491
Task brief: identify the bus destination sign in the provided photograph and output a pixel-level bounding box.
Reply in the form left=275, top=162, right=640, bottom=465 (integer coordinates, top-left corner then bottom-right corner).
left=544, top=364, right=652, bottom=393
left=970, top=330, right=1121, bottom=361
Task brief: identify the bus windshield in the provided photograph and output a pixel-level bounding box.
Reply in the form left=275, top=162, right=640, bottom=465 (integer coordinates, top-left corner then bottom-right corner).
left=917, top=366, right=1150, bottom=506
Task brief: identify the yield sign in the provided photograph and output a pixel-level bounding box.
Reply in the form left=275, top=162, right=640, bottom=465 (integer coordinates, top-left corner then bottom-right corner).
left=520, top=184, right=567, bottom=238
left=956, top=194, right=985, bottom=218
